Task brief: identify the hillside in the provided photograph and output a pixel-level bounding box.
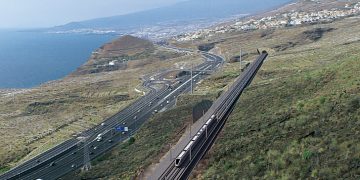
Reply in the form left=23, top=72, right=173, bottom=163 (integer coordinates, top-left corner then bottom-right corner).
left=189, top=13, right=360, bottom=180
left=62, top=2, right=360, bottom=179
left=1, top=0, right=359, bottom=179
left=0, top=35, right=204, bottom=174
left=51, top=0, right=291, bottom=31
left=73, top=35, right=156, bottom=75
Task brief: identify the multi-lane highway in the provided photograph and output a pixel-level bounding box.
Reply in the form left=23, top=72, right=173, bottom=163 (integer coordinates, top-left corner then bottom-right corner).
left=149, top=51, right=268, bottom=180
left=0, top=48, right=224, bottom=180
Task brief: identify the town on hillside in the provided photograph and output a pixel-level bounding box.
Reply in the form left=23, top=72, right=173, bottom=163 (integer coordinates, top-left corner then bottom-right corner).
left=176, top=2, right=360, bottom=41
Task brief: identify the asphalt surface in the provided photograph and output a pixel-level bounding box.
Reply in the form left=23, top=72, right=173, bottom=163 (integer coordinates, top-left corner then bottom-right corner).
left=149, top=52, right=268, bottom=180
left=0, top=49, right=224, bottom=180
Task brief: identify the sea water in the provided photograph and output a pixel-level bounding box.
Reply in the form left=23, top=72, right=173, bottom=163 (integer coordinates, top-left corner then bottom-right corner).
left=0, top=30, right=115, bottom=88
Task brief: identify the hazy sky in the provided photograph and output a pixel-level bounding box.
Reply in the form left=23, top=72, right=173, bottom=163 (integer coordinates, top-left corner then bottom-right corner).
left=0, top=0, right=188, bottom=28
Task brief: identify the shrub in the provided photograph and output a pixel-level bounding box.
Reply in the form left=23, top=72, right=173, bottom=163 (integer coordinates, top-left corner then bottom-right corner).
left=302, top=150, right=313, bottom=160
left=347, top=96, right=360, bottom=112
left=128, top=137, right=135, bottom=145
left=319, top=96, right=326, bottom=104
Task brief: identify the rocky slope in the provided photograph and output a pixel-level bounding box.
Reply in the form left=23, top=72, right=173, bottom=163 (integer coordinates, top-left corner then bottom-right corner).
left=72, top=35, right=155, bottom=75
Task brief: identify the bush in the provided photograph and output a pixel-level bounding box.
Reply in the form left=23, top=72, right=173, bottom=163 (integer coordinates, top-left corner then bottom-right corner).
left=319, top=96, right=326, bottom=104
left=347, top=96, right=360, bottom=112
left=302, top=150, right=313, bottom=160
left=0, top=166, right=10, bottom=174
left=128, top=137, right=135, bottom=145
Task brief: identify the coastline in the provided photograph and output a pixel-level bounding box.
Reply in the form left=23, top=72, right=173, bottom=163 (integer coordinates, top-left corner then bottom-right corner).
left=0, top=0, right=296, bottom=92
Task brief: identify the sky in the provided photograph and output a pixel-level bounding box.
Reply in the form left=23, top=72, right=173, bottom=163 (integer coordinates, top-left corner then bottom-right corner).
left=0, top=0, right=188, bottom=28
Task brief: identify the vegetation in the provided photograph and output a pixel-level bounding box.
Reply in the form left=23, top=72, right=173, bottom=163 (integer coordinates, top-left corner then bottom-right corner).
left=1, top=4, right=359, bottom=180
left=73, top=35, right=184, bottom=75
left=64, top=94, right=215, bottom=179
left=190, top=16, right=360, bottom=179
left=68, top=17, right=359, bottom=179
left=0, top=36, right=203, bottom=172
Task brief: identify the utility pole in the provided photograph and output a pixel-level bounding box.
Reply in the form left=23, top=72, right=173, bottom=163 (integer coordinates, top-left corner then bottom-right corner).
left=169, top=143, right=172, bottom=161
left=189, top=125, right=192, bottom=140
left=190, top=64, right=193, bottom=94
left=12, top=92, right=15, bottom=104
left=240, top=48, right=242, bottom=71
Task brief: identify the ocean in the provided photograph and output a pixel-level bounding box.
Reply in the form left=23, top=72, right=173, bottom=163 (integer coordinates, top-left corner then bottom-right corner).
left=0, top=0, right=293, bottom=89
left=0, top=30, right=115, bottom=88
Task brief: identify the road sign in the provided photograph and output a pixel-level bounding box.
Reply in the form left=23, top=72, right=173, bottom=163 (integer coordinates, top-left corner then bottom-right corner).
left=116, top=126, right=129, bottom=132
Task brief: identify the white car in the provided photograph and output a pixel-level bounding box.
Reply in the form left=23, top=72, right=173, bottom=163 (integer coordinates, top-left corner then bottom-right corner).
left=96, top=136, right=102, bottom=142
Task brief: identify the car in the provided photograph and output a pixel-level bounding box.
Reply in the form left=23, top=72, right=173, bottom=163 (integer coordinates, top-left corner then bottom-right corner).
left=36, top=160, right=41, bottom=163
left=137, top=109, right=141, bottom=113
left=93, top=146, right=97, bottom=150
left=96, top=136, right=102, bottom=142
left=101, top=123, right=106, bottom=126
left=133, top=116, right=137, bottom=120
left=166, top=100, right=170, bottom=104
left=108, top=139, right=113, bottom=143
left=71, top=164, right=76, bottom=168
left=90, top=152, right=94, bottom=155
left=49, top=162, right=56, bottom=167
left=122, top=122, right=127, bottom=125
left=154, top=110, right=158, bottom=113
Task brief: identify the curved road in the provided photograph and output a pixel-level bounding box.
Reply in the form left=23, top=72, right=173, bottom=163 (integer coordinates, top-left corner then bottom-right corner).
left=0, top=48, right=224, bottom=180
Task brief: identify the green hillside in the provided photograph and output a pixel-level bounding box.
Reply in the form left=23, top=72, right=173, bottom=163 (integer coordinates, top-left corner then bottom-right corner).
left=190, top=16, right=360, bottom=179
left=47, top=4, right=360, bottom=180
left=66, top=16, right=360, bottom=179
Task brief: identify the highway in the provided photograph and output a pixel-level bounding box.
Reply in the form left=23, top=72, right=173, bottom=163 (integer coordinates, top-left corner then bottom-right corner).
left=148, top=51, right=268, bottom=180
left=0, top=49, right=224, bottom=180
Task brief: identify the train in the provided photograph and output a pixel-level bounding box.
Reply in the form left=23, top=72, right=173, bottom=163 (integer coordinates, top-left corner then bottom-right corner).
left=175, top=115, right=217, bottom=167
left=174, top=51, right=269, bottom=168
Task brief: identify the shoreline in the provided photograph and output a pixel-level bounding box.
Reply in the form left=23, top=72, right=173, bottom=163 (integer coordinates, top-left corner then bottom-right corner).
left=0, top=0, right=296, bottom=92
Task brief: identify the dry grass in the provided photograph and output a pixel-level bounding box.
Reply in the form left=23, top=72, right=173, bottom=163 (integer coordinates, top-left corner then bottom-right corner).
left=67, top=15, right=360, bottom=180
left=189, top=16, right=360, bottom=179
left=0, top=43, right=203, bottom=170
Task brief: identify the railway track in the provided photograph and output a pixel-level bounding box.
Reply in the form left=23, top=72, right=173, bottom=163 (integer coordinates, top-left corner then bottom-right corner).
left=152, top=51, right=268, bottom=180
